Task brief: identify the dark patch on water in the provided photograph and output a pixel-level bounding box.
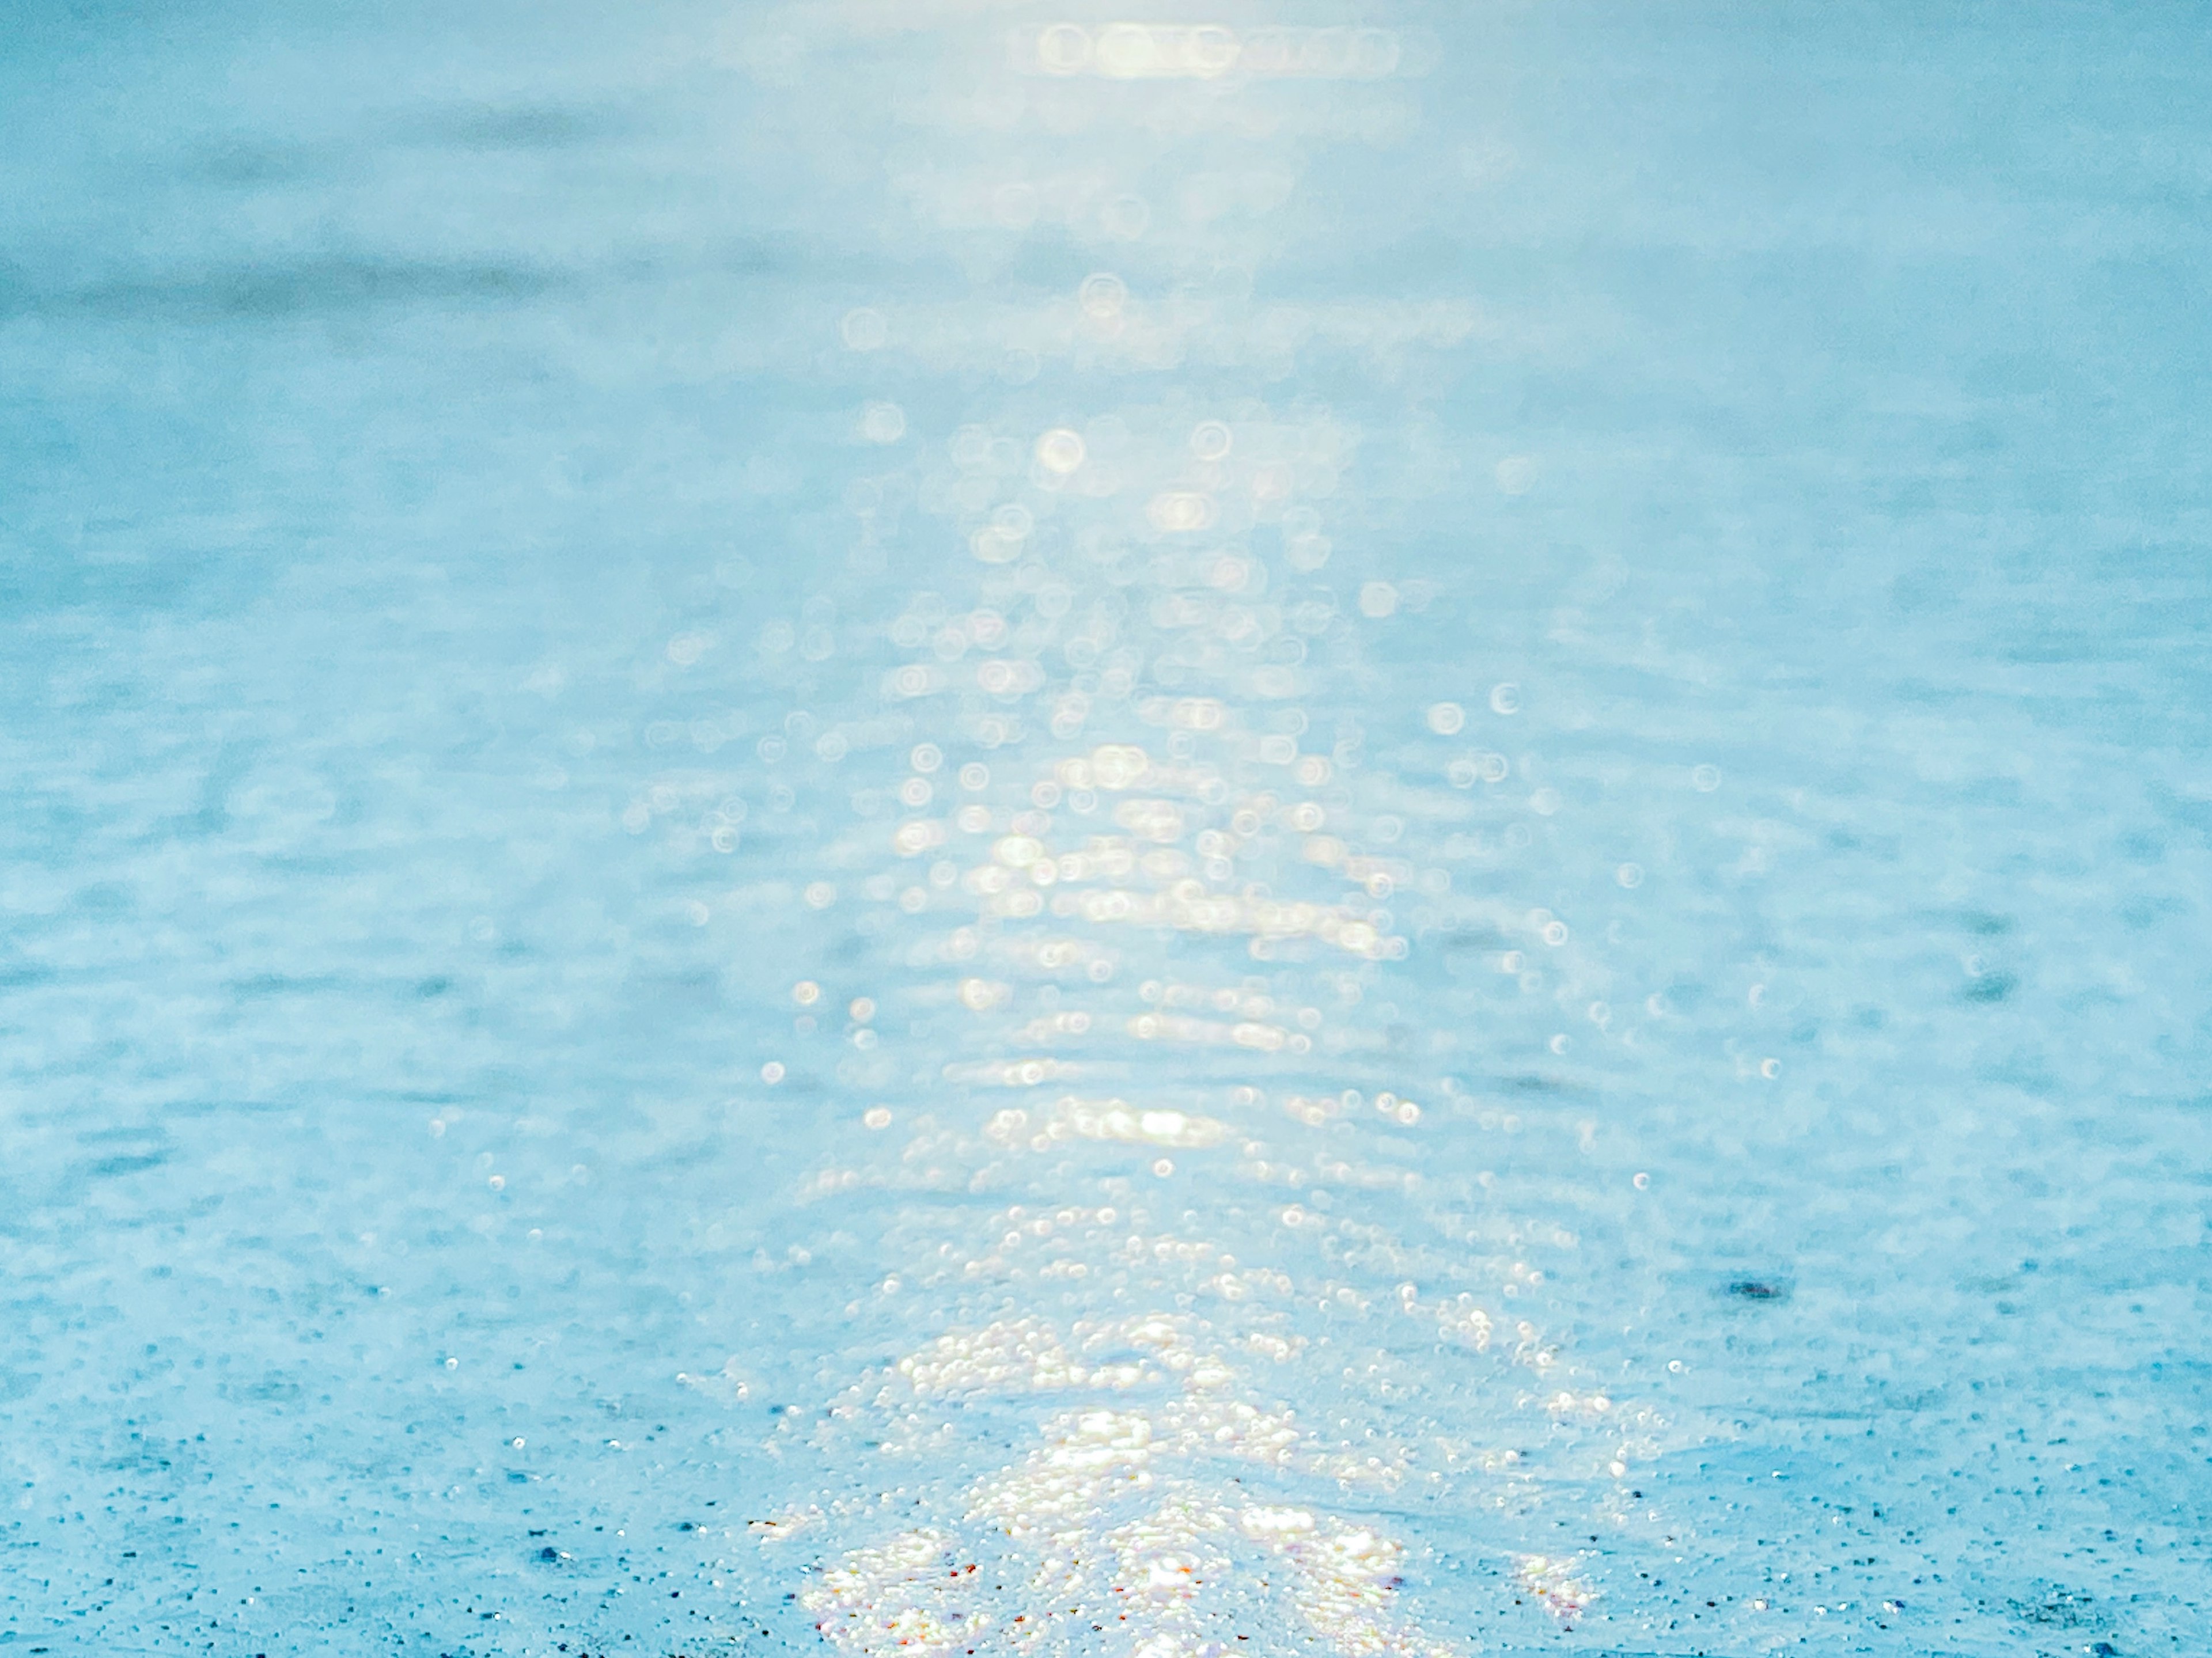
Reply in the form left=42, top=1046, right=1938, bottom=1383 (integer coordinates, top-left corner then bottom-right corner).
left=411, top=103, right=636, bottom=151
left=1960, top=970, right=2017, bottom=1003
left=191, top=138, right=348, bottom=186
left=230, top=973, right=343, bottom=999
left=9, top=256, right=562, bottom=323
left=87, top=1152, right=169, bottom=1178
left=2006, top=1581, right=2104, bottom=1629
left=1725, top=1278, right=1792, bottom=1303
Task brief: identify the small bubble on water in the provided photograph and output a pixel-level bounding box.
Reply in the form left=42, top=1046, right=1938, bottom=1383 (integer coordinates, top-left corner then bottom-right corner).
left=840, top=308, right=887, bottom=350
left=1490, top=682, right=1521, bottom=715
left=761, top=1061, right=786, bottom=1084
left=1692, top=764, right=1722, bottom=791
left=1190, top=420, right=1234, bottom=461
left=1037, top=21, right=1092, bottom=72
left=1616, top=862, right=1643, bottom=888
left=959, top=978, right=1009, bottom=1012
left=1035, top=428, right=1086, bottom=475
left=1427, top=701, right=1465, bottom=735
left=949, top=425, right=992, bottom=469
left=1078, top=272, right=1127, bottom=320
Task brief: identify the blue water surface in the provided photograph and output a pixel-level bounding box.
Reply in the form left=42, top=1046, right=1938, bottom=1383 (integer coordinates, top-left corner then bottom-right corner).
left=2, top=2, right=2207, bottom=1655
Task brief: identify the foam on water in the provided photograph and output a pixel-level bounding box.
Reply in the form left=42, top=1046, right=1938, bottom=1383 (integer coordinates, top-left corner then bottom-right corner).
left=2, top=1, right=2209, bottom=1655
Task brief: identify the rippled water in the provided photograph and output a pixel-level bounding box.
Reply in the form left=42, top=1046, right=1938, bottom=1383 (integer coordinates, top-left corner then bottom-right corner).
left=4, top=2, right=2209, bottom=1654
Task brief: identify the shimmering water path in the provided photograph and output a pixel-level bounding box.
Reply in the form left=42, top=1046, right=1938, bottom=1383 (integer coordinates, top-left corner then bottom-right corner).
left=3, top=3, right=2209, bottom=1654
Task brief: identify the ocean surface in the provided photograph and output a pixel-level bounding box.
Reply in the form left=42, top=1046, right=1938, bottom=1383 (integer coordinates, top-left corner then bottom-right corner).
left=2, top=2, right=2208, bottom=1654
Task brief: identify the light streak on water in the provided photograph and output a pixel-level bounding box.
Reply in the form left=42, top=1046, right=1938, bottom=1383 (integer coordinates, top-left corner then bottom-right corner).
left=2, top=1, right=2209, bottom=1654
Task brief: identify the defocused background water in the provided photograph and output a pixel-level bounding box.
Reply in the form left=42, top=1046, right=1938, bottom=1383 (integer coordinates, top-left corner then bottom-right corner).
left=2, top=2, right=2208, bottom=1654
